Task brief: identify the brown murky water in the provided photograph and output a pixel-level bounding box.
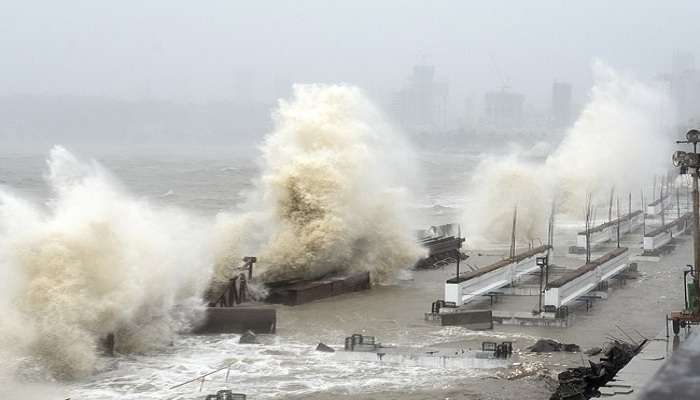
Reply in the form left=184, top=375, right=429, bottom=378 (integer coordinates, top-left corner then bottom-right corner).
left=2, top=152, right=689, bottom=399
left=272, top=233, right=690, bottom=400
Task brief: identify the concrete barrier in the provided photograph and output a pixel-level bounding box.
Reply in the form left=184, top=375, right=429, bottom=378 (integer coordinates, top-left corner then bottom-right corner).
left=440, top=309, right=493, bottom=329
left=544, top=247, right=628, bottom=310
left=193, top=306, right=277, bottom=334
left=646, top=195, right=674, bottom=216
left=575, top=211, right=643, bottom=249
left=445, top=245, right=550, bottom=306
left=643, top=212, right=692, bottom=252
left=266, top=271, right=371, bottom=306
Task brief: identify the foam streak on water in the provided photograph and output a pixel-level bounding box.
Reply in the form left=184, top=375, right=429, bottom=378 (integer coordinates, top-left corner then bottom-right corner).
left=68, top=333, right=489, bottom=400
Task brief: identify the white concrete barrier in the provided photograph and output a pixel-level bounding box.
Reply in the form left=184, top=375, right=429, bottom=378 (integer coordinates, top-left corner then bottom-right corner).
left=646, top=195, right=674, bottom=216
left=576, top=211, right=643, bottom=249
left=576, top=227, right=610, bottom=248
left=643, top=212, right=692, bottom=252
left=544, top=247, right=628, bottom=310
left=619, top=210, right=645, bottom=234
left=445, top=245, right=550, bottom=306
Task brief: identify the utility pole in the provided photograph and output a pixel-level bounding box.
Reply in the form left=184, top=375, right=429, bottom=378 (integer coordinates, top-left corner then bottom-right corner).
left=673, top=131, right=700, bottom=297
left=510, top=206, right=517, bottom=259
left=692, top=169, right=700, bottom=302
left=537, top=255, right=547, bottom=313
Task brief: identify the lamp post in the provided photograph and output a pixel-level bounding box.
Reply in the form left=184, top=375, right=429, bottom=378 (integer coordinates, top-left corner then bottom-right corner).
left=536, top=255, right=548, bottom=313
left=673, top=129, right=700, bottom=312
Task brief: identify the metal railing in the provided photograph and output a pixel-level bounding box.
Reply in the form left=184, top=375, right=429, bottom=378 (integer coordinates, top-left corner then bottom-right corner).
left=170, top=363, right=237, bottom=392
left=209, top=257, right=256, bottom=307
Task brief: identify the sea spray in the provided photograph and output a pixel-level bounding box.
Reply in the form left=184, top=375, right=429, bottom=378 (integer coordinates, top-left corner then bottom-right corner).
left=214, top=84, right=423, bottom=284
left=466, top=61, right=673, bottom=244
left=0, top=146, right=212, bottom=379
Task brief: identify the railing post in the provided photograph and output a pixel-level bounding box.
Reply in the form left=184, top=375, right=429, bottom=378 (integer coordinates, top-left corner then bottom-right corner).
left=228, top=277, right=236, bottom=307
left=240, top=274, right=247, bottom=304
left=232, top=276, right=239, bottom=305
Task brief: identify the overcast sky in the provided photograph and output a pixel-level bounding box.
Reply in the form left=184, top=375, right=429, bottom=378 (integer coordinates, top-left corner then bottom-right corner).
left=1, top=0, right=699, bottom=107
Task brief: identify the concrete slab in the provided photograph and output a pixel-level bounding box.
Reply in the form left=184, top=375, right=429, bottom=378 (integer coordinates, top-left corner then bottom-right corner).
left=440, top=309, right=493, bottom=329
left=629, top=255, right=661, bottom=263
left=611, top=328, right=698, bottom=399
left=267, top=272, right=371, bottom=306
left=637, top=329, right=700, bottom=400
left=193, top=306, right=277, bottom=334
left=492, top=310, right=569, bottom=327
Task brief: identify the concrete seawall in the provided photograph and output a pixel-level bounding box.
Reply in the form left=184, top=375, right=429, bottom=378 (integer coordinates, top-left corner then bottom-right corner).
left=193, top=306, right=277, bottom=334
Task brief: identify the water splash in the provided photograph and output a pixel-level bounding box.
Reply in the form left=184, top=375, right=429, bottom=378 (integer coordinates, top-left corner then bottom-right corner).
left=0, top=146, right=212, bottom=379
left=213, top=84, right=423, bottom=284
left=465, top=61, right=673, bottom=244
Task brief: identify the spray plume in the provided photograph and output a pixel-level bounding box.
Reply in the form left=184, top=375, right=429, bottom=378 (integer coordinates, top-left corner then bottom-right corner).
left=213, top=84, right=423, bottom=284
left=0, top=147, right=211, bottom=380
left=466, top=61, right=673, bottom=244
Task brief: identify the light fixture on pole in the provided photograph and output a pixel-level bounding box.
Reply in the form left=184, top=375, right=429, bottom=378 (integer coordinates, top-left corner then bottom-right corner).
left=670, top=129, right=700, bottom=334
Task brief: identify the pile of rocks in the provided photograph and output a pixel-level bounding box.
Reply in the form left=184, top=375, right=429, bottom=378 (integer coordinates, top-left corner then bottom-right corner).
left=528, top=339, right=581, bottom=353
left=549, top=340, right=646, bottom=400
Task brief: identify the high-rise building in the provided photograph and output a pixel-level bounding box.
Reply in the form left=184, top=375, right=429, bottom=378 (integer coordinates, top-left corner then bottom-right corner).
left=551, top=81, right=573, bottom=129
left=392, top=65, right=449, bottom=133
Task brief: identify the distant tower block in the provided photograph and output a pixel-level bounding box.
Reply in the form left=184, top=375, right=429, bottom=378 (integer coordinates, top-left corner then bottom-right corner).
left=551, top=81, right=573, bottom=129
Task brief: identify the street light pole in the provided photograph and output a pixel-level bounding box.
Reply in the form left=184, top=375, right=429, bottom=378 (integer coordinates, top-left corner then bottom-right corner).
left=536, top=256, right=548, bottom=313
left=692, top=169, right=700, bottom=308
left=673, top=129, right=700, bottom=312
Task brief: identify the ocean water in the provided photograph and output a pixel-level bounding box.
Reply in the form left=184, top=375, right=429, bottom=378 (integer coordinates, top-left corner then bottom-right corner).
left=0, top=147, right=688, bottom=400
left=0, top=148, right=499, bottom=399
left=0, top=148, right=473, bottom=224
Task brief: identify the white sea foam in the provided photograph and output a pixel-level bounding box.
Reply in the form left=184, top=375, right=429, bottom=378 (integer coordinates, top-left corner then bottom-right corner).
left=213, top=84, right=424, bottom=284
left=66, top=334, right=487, bottom=400
left=0, top=146, right=212, bottom=380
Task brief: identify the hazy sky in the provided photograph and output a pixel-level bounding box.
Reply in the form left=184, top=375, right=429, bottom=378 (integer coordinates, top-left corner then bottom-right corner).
left=2, top=0, right=699, bottom=107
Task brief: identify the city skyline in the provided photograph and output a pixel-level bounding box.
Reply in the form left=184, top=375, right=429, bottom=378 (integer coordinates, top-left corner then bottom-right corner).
left=3, top=1, right=699, bottom=105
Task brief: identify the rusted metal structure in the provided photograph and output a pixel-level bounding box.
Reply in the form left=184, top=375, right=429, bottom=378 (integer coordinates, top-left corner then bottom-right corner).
left=196, top=257, right=277, bottom=334
left=205, top=390, right=246, bottom=400
left=415, top=223, right=467, bottom=269
left=208, top=257, right=256, bottom=307
left=482, top=341, right=513, bottom=359
left=344, top=334, right=382, bottom=352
